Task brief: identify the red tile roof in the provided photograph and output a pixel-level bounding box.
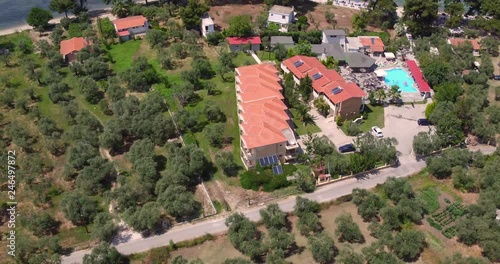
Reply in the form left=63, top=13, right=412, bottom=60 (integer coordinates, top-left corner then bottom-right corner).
left=59, top=37, right=90, bottom=56
left=118, top=31, right=130, bottom=37
left=448, top=38, right=480, bottom=50
left=282, top=55, right=325, bottom=79
left=236, top=63, right=292, bottom=149
left=283, top=55, right=366, bottom=103
left=112, top=15, right=148, bottom=31
left=406, top=60, right=431, bottom=93
left=227, top=36, right=262, bottom=45
left=359, top=36, right=385, bottom=52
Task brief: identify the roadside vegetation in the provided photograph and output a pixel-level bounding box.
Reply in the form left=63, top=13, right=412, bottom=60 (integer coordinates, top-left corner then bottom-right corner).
left=131, top=149, right=500, bottom=263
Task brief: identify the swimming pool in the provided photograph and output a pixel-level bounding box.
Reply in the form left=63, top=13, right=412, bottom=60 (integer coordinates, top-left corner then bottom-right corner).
left=384, top=68, right=418, bottom=93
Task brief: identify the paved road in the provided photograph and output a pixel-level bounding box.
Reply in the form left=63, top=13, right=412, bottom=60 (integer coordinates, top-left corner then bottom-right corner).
left=62, top=158, right=426, bottom=264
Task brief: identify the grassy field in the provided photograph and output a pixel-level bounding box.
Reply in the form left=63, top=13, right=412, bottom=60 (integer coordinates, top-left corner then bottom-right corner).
left=108, top=40, right=142, bottom=72
left=233, top=52, right=256, bottom=66
left=340, top=104, right=385, bottom=135
left=256, top=50, right=279, bottom=64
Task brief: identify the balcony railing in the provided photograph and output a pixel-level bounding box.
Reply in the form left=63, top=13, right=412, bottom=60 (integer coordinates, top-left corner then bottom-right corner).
left=240, top=147, right=255, bottom=159
left=285, top=143, right=299, bottom=150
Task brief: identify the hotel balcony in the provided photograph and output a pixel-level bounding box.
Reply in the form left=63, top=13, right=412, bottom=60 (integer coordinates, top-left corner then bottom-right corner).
left=240, top=146, right=255, bottom=160
left=285, top=142, right=299, bottom=150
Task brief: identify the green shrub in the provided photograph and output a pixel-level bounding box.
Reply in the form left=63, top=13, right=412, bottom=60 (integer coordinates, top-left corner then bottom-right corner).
left=241, top=164, right=296, bottom=192
left=183, top=131, right=197, bottom=145
left=344, top=120, right=362, bottom=136
left=68, top=23, right=88, bottom=38
left=240, top=170, right=270, bottom=191
left=175, top=234, right=214, bottom=248
left=336, top=115, right=343, bottom=126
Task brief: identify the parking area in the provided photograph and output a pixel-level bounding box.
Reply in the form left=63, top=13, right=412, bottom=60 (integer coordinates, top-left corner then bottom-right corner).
left=383, top=103, right=430, bottom=156
left=302, top=103, right=430, bottom=158
left=303, top=108, right=356, bottom=148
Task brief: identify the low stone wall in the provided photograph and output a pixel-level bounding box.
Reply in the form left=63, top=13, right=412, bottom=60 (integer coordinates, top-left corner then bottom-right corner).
left=316, top=163, right=392, bottom=186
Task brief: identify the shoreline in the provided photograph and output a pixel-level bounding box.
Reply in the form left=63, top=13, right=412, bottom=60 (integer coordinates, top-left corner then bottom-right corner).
left=0, top=7, right=112, bottom=37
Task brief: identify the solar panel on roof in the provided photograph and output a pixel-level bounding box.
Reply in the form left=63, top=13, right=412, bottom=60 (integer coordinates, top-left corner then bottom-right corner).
left=272, top=165, right=283, bottom=175
left=332, top=87, right=343, bottom=95
left=293, top=61, right=304, bottom=67
left=312, top=73, right=323, bottom=80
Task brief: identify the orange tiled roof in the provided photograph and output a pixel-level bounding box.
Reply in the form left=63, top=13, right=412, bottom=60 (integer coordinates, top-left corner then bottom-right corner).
left=281, top=55, right=326, bottom=79
left=283, top=55, right=366, bottom=104
left=358, top=36, right=385, bottom=52
left=59, top=37, right=89, bottom=56
left=112, top=15, right=147, bottom=31
left=236, top=63, right=292, bottom=149
left=448, top=38, right=480, bottom=50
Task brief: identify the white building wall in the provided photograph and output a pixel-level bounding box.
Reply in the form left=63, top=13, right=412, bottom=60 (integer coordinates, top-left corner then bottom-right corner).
left=268, top=12, right=293, bottom=25
left=322, top=32, right=346, bottom=45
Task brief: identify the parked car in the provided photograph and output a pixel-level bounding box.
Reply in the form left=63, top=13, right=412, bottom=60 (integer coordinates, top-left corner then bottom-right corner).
left=493, top=75, right=500, bottom=80
left=338, top=143, right=356, bottom=153
left=417, top=118, right=431, bottom=126
left=371, top=126, right=383, bottom=138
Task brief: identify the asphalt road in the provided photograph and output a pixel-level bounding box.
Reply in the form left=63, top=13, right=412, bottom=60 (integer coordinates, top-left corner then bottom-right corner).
left=62, top=159, right=426, bottom=264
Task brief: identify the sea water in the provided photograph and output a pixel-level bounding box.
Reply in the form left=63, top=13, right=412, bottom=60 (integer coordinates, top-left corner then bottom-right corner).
left=0, top=0, right=109, bottom=31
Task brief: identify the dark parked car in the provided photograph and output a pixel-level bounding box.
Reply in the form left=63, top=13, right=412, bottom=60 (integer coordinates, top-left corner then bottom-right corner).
left=417, top=118, right=431, bottom=126
left=338, top=143, right=356, bottom=153
left=493, top=75, right=500, bottom=80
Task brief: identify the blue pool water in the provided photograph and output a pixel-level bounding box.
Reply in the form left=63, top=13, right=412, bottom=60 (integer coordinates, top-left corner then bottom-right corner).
left=384, top=68, right=418, bottom=93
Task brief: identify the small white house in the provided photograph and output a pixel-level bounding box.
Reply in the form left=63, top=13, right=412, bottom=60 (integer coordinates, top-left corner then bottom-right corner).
left=201, top=14, right=215, bottom=38
left=268, top=5, right=295, bottom=32
left=322, top=29, right=346, bottom=48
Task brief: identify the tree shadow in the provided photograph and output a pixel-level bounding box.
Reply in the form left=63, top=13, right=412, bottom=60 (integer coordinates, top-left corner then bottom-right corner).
left=208, top=89, right=222, bottom=96
left=187, top=93, right=203, bottom=107
left=154, top=155, right=167, bottom=171
left=192, top=120, right=209, bottom=133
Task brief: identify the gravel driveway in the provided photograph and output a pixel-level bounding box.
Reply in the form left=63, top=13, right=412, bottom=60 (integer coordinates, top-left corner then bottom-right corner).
left=383, top=103, right=430, bottom=157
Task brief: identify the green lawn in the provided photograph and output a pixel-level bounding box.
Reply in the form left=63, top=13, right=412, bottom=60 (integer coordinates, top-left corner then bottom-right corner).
left=358, top=104, right=385, bottom=131
left=290, top=108, right=322, bottom=135
left=108, top=40, right=142, bottom=72
left=257, top=51, right=279, bottom=64
left=233, top=52, right=257, bottom=67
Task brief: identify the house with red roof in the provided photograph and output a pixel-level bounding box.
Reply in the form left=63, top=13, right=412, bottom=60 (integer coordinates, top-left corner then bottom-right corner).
left=282, top=55, right=366, bottom=119
left=227, top=36, right=261, bottom=52
left=235, top=63, right=299, bottom=169
left=112, top=15, right=149, bottom=41
left=358, top=36, right=385, bottom=55
left=59, top=37, right=91, bottom=63
left=447, top=38, right=481, bottom=56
